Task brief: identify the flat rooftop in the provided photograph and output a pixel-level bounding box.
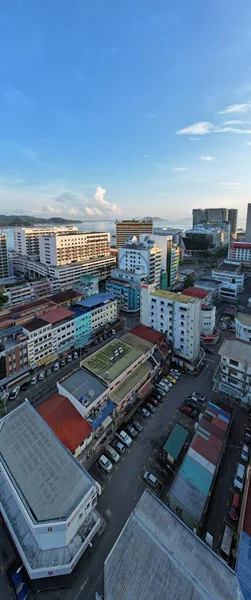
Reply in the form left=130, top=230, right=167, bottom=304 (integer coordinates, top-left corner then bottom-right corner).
left=213, top=262, right=240, bottom=273
left=219, top=338, right=251, bottom=364
left=104, top=490, right=242, bottom=600
left=151, top=290, right=199, bottom=304
left=59, top=368, right=107, bottom=405
left=82, top=339, right=143, bottom=384
left=49, top=289, right=82, bottom=304
left=110, top=363, right=151, bottom=405
left=22, top=317, right=48, bottom=332
left=0, top=402, right=94, bottom=523
left=183, top=287, right=209, bottom=300
left=41, top=306, right=74, bottom=324
left=76, top=293, right=115, bottom=309
left=236, top=312, right=251, bottom=326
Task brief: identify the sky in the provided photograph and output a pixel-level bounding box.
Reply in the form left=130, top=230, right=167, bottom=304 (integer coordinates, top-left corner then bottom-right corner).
left=0, top=0, right=251, bottom=224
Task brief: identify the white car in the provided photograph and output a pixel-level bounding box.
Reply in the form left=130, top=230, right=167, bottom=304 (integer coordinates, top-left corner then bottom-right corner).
left=116, top=430, right=132, bottom=447
left=31, top=376, right=37, bottom=385
left=98, top=454, right=113, bottom=473
left=73, top=351, right=78, bottom=359
left=53, top=362, right=59, bottom=371
left=67, top=355, right=72, bottom=363
left=9, top=386, right=20, bottom=400
left=38, top=371, right=45, bottom=381
left=112, top=329, right=116, bottom=335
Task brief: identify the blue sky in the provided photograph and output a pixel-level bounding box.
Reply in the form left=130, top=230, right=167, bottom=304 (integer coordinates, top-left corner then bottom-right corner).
left=0, top=0, right=251, bottom=223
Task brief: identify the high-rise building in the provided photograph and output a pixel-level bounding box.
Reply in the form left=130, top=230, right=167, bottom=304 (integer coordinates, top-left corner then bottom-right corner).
left=39, top=231, right=111, bottom=266
left=192, top=208, right=205, bottom=228
left=192, top=207, right=237, bottom=235
left=245, top=203, right=251, bottom=242
left=119, top=236, right=162, bottom=288
left=166, top=244, right=180, bottom=287
left=116, top=219, right=153, bottom=247
left=0, top=233, right=8, bottom=279
left=140, top=285, right=201, bottom=362
left=14, top=226, right=78, bottom=257
left=228, top=208, right=238, bottom=235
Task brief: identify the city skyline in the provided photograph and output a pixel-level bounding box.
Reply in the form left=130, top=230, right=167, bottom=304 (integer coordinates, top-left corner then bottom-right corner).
left=0, top=1, right=250, bottom=220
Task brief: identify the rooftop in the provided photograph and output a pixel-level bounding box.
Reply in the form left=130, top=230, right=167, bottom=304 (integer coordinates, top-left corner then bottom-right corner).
left=236, top=312, right=251, bottom=327
left=104, top=490, right=243, bottom=600
left=40, top=306, right=74, bottom=325
left=110, top=363, right=151, bottom=405
left=49, top=289, right=82, bottom=304
left=59, top=367, right=107, bottom=406
left=131, top=324, right=165, bottom=345
left=82, top=339, right=143, bottom=384
left=151, top=290, right=200, bottom=304
left=76, top=293, right=115, bottom=309
left=163, top=424, right=189, bottom=459
left=0, top=402, right=94, bottom=523
left=37, top=394, right=93, bottom=453
left=212, top=261, right=240, bottom=273
left=22, top=317, right=49, bottom=332
left=219, top=338, right=251, bottom=363
left=183, top=287, right=209, bottom=300
left=195, top=279, right=222, bottom=290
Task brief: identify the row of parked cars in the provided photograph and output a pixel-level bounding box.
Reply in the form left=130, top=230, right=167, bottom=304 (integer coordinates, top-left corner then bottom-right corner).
left=97, top=367, right=182, bottom=474
left=179, top=392, right=206, bottom=419
left=228, top=427, right=251, bottom=523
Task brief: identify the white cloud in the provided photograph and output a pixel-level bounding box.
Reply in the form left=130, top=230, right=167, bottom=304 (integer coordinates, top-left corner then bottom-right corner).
left=224, top=120, right=251, bottom=125
left=200, top=156, right=215, bottom=161
left=218, top=102, right=251, bottom=115
left=176, top=121, right=251, bottom=135
left=217, top=182, right=240, bottom=187
left=2, top=85, right=34, bottom=109
left=189, top=137, right=201, bottom=141
left=94, top=185, right=123, bottom=214
left=171, top=167, right=187, bottom=172
left=43, top=204, right=61, bottom=215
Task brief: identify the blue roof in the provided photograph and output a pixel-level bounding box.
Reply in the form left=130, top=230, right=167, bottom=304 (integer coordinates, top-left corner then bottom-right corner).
left=76, top=293, right=115, bottom=309
left=71, top=307, right=91, bottom=319
left=87, top=399, right=116, bottom=430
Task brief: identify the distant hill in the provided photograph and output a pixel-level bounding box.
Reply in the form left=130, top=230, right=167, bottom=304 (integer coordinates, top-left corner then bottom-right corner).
left=0, top=215, right=82, bottom=227
left=143, top=216, right=164, bottom=221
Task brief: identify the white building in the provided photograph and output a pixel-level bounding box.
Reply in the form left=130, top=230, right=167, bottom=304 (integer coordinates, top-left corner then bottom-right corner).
left=5, top=278, right=60, bottom=307
left=0, top=402, right=101, bottom=580
left=119, top=236, right=161, bottom=288
left=39, top=231, right=111, bottom=266
left=75, top=293, right=117, bottom=332
left=235, top=313, right=251, bottom=344
left=217, top=338, right=251, bottom=403
left=0, top=233, right=8, bottom=279
left=200, top=306, right=216, bottom=334
left=211, top=261, right=244, bottom=292
left=12, top=254, right=116, bottom=291
left=14, top=226, right=78, bottom=257
left=229, top=241, right=251, bottom=264
left=141, top=285, right=201, bottom=362
left=22, top=307, right=75, bottom=367
left=143, top=233, right=172, bottom=271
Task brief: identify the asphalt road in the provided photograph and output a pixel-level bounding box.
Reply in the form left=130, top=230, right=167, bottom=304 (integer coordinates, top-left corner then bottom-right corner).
left=35, top=355, right=220, bottom=600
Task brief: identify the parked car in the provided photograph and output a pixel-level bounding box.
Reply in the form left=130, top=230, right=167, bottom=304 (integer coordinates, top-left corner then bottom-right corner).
left=124, top=424, right=138, bottom=438
left=143, top=471, right=158, bottom=488
left=156, top=387, right=166, bottom=397
left=137, top=406, right=150, bottom=418
left=145, top=402, right=156, bottom=414
left=116, top=430, right=132, bottom=446
left=192, top=392, right=206, bottom=402
left=107, top=331, right=112, bottom=337
left=105, top=445, right=120, bottom=463
left=241, top=444, right=249, bottom=463
left=229, top=493, right=241, bottom=522
left=9, top=386, right=20, bottom=400
left=184, top=399, right=200, bottom=410
left=67, top=354, right=72, bottom=363
left=234, top=463, right=246, bottom=492
left=179, top=404, right=198, bottom=419
left=148, top=396, right=158, bottom=406
left=94, top=339, right=98, bottom=345
left=38, top=371, right=45, bottom=381
left=167, top=375, right=176, bottom=384
left=20, top=381, right=29, bottom=391
left=244, top=428, right=251, bottom=446
left=112, top=439, right=125, bottom=455
left=205, top=347, right=214, bottom=354
left=247, top=409, right=251, bottom=422
left=103, top=334, right=107, bottom=340
left=131, top=419, right=143, bottom=432
left=98, top=336, right=103, bottom=343
left=152, top=393, right=164, bottom=403
left=53, top=362, right=59, bottom=371
left=112, top=329, right=116, bottom=335
left=46, top=368, right=52, bottom=376
left=172, top=369, right=181, bottom=377
left=98, top=454, right=113, bottom=473
left=73, top=351, right=78, bottom=359
left=31, top=376, right=37, bottom=385
left=60, top=359, right=66, bottom=367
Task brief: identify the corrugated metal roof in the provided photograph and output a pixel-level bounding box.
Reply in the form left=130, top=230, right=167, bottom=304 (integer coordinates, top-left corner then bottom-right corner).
left=198, top=418, right=225, bottom=441
left=41, top=307, right=74, bottom=324
left=180, top=455, right=213, bottom=496
left=131, top=324, right=165, bottom=344
left=104, top=490, right=244, bottom=600
left=183, top=287, right=209, bottom=299
left=37, top=394, right=93, bottom=452
left=76, top=293, right=115, bottom=308
left=191, top=434, right=222, bottom=467
left=163, top=424, right=189, bottom=460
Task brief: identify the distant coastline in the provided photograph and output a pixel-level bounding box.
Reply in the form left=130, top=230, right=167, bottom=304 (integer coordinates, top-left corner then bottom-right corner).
left=0, top=215, right=82, bottom=227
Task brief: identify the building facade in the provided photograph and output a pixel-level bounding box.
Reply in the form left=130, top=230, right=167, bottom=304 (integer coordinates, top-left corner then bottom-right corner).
left=229, top=241, right=251, bottom=263
left=217, top=338, right=251, bottom=403
left=13, top=226, right=78, bottom=257
left=235, top=313, right=251, bottom=344
left=183, top=224, right=230, bottom=253
left=211, top=262, right=244, bottom=292
left=118, top=236, right=161, bottom=288
left=141, top=285, right=201, bottom=362
left=106, top=267, right=146, bottom=313
left=192, top=207, right=237, bottom=235
left=39, top=232, right=111, bottom=266
left=116, top=219, right=153, bottom=247
left=246, top=203, right=251, bottom=242
left=167, top=245, right=180, bottom=286
left=0, top=327, right=28, bottom=382
left=0, top=233, right=8, bottom=279
left=72, top=274, right=99, bottom=297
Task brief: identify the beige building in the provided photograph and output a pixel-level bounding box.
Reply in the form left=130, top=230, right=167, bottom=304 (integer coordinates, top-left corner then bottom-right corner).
left=116, top=219, right=153, bottom=247
left=39, top=231, right=111, bottom=266
left=14, top=226, right=77, bottom=257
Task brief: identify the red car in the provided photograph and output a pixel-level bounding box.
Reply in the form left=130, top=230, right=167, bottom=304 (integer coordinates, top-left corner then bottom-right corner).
left=149, top=396, right=158, bottom=406
left=179, top=404, right=198, bottom=419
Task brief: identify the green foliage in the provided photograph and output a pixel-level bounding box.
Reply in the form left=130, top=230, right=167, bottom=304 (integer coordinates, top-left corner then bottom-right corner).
left=0, top=292, right=8, bottom=310
left=0, top=215, right=82, bottom=227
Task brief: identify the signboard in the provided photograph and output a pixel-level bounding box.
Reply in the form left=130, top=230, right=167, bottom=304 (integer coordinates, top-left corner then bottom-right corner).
left=39, top=354, right=56, bottom=367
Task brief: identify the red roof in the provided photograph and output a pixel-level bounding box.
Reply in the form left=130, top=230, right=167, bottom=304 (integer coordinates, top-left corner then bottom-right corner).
left=131, top=324, right=165, bottom=344
left=40, top=307, right=74, bottom=324
left=183, top=287, right=209, bottom=300
left=191, top=433, right=222, bottom=466
left=37, top=394, right=92, bottom=453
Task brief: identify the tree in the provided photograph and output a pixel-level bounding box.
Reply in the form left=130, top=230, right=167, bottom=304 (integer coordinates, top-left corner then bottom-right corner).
left=0, top=292, right=8, bottom=311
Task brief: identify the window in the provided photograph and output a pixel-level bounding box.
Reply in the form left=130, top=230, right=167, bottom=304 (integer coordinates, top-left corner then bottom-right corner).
left=229, top=359, right=239, bottom=367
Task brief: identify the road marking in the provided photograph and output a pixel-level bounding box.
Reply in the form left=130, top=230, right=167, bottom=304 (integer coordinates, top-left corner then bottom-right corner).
left=148, top=456, right=153, bottom=462
left=114, top=465, right=119, bottom=471
left=138, top=475, right=158, bottom=496
left=218, top=533, right=222, bottom=542
left=153, top=448, right=158, bottom=453
left=226, top=499, right=229, bottom=506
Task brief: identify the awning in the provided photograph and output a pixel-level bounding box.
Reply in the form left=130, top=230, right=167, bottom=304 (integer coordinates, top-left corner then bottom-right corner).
left=137, top=381, right=153, bottom=399
left=101, top=416, right=113, bottom=429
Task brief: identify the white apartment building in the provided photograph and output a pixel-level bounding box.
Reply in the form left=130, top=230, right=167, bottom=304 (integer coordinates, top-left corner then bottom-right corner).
left=218, top=338, right=251, bottom=403
left=142, top=233, right=172, bottom=271
left=141, top=284, right=201, bottom=362
left=39, top=231, right=111, bottom=266
left=211, top=262, right=245, bottom=292
left=14, top=226, right=78, bottom=257
left=0, top=402, right=101, bottom=580
left=0, top=233, right=8, bottom=279
left=235, top=313, right=251, bottom=344
left=12, top=254, right=116, bottom=291
left=229, top=241, right=251, bottom=263
left=200, top=306, right=216, bottom=334
left=119, top=236, right=161, bottom=288
left=22, top=307, right=75, bottom=367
